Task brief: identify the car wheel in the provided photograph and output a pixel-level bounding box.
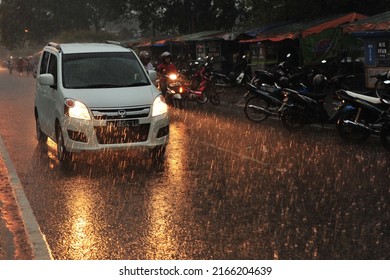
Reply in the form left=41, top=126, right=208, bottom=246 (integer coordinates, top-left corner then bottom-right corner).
left=35, top=117, right=47, bottom=144
left=56, top=124, right=71, bottom=161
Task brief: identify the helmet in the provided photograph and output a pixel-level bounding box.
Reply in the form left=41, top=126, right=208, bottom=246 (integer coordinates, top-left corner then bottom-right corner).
left=161, top=52, right=172, bottom=59
left=312, top=74, right=327, bottom=92
left=278, top=76, right=289, bottom=87
left=139, top=51, right=151, bottom=65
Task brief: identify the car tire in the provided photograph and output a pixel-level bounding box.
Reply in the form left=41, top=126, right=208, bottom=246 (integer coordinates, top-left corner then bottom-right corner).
left=56, top=124, right=71, bottom=161
left=35, top=117, right=48, bottom=144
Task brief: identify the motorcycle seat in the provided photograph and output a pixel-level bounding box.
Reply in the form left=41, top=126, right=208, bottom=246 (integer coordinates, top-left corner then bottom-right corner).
left=345, top=90, right=382, bottom=104
left=254, top=70, right=273, bottom=78
left=301, top=92, right=327, bottom=100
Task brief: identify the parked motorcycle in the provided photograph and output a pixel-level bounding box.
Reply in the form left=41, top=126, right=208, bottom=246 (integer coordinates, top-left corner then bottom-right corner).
left=251, top=54, right=294, bottom=88
left=379, top=98, right=390, bottom=151
left=373, top=70, right=390, bottom=98
left=211, top=55, right=251, bottom=94
left=181, top=59, right=213, bottom=105
left=336, top=88, right=390, bottom=143
left=279, top=74, right=345, bottom=131
left=244, top=82, right=284, bottom=122
left=251, top=55, right=331, bottom=94
left=243, top=65, right=338, bottom=123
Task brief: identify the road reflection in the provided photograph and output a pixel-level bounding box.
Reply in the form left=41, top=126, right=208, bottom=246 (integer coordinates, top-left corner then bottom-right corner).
left=66, top=183, right=98, bottom=259
left=145, top=122, right=188, bottom=259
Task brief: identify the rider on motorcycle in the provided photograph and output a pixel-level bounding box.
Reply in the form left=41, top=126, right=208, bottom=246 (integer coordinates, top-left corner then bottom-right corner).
left=156, top=52, right=178, bottom=96
left=139, top=51, right=154, bottom=71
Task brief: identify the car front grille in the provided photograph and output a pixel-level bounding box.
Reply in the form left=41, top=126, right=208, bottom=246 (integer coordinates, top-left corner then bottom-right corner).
left=91, top=106, right=150, bottom=120
left=94, top=124, right=150, bottom=144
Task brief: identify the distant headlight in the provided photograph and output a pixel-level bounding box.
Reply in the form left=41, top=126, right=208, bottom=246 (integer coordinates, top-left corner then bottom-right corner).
left=64, top=99, right=91, bottom=120
left=152, top=95, right=168, bottom=117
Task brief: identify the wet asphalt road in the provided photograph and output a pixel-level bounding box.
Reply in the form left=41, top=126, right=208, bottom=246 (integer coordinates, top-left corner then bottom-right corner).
left=0, top=68, right=389, bottom=260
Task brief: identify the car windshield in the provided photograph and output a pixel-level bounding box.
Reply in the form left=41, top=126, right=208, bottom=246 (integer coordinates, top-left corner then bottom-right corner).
left=62, top=52, right=150, bottom=89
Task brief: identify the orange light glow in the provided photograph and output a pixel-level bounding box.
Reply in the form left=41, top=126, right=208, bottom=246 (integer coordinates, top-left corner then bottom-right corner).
left=145, top=123, right=189, bottom=259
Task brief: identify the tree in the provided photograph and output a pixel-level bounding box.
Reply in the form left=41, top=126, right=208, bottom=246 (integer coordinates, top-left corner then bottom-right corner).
left=127, top=0, right=245, bottom=35
left=0, top=0, right=127, bottom=49
left=243, top=0, right=390, bottom=25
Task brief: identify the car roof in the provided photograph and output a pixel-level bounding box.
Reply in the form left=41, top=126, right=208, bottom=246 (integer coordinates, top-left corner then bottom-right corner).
left=49, top=43, right=132, bottom=54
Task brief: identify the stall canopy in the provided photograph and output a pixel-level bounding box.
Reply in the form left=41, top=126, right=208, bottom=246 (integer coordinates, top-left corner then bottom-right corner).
left=240, top=12, right=366, bottom=43
left=344, top=11, right=390, bottom=35
left=127, top=30, right=226, bottom=48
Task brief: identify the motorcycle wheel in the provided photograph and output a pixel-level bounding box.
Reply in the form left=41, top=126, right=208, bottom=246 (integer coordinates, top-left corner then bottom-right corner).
left=337, top=109, right=370, bottom=143
left=380, top=121, right=390, bottom=151
left=281, top=108, right=303, bottom=131
left=213, top=77, right=226, bottom=94
left=244, top=96, right=269, bottom=122
left=173, top=98, right=185, bottom=109
left=375, top=80, right=390, bottom=98
left=195, top=93, right=208, bottom=104
left=206, top=82, right=221, bottom=105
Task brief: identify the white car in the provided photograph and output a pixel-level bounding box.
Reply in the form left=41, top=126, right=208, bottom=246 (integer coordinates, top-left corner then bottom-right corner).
left=34, top=42, right=169, bottom=161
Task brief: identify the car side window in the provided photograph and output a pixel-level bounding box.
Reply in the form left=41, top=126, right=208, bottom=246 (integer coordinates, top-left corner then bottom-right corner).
left=40, top=51, right=50, bottom=74
left=48, top=54, right=58, bottom=86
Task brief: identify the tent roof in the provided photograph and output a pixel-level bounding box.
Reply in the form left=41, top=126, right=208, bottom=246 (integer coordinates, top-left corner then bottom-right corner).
left=240, top=12, right=366, bottom=43
left=344, top=11, right=390, bottom=33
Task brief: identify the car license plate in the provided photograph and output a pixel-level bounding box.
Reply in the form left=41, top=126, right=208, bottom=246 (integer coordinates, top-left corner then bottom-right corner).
left=108, top=120, right=139, bottom=128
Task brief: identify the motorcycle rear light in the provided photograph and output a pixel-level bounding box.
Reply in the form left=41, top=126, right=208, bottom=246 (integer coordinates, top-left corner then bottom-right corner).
left=179, top=87, right=184, bottom=93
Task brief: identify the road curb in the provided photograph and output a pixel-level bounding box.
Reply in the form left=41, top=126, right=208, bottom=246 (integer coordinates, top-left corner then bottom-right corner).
left=0, top=135, right=52, bottom=260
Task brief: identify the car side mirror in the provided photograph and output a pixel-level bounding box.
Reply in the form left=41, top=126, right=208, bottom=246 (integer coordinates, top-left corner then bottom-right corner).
left=38, top=74, right=55, bottom=86
left=148, top=70, right=158, bottom=82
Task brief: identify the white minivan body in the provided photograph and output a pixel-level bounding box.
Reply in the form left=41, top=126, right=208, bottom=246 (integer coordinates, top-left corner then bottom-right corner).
left=34, top=43, right=169, bottom=161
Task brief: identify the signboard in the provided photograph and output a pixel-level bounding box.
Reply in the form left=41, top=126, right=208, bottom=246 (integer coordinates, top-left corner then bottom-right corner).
left=365, top=42, right=376, bottom=66
left=204, top=41, right=221, bottom=58
left=376, top=40, right=390, bottom=66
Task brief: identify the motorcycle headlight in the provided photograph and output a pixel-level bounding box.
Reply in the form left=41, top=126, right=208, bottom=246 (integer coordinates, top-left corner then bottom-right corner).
left=169, top=74, right=178, bottom=80
left=152, top=95, right=168, bottom=117
left=64, top=99, right=91, bottom=120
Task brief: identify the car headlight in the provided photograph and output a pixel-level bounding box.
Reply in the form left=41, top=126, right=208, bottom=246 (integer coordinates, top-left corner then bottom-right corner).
left=152, top=95, right=168, bottom=117
left=64, top=99, right=91, bottom=120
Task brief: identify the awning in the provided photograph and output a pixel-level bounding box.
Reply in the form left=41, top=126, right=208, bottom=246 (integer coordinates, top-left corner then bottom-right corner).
left=240, top=12, right=366, bottom=43
left=344, top=11, right=390, bottom=33
left=302, top=12, right=366, bottom=37
left=173, top=30, right=225, bottom=42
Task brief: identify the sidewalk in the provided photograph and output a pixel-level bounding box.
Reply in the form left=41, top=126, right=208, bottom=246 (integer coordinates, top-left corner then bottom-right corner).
left=0, top=155, right=34, bottom=259
left=0, top=135, right=52, bottom=260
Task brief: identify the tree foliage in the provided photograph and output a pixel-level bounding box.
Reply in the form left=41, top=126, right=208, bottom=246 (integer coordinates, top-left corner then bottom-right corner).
left=0, top=0, right=127, bottom=49
left=1, top=0, right=390, bottom=49
left=244, top=0, right=390, bottom=25
left=127, top=0, right=244, bottom=35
